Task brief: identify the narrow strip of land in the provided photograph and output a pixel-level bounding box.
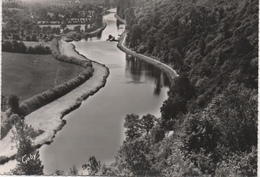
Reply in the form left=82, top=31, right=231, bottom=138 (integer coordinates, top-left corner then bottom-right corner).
left=0, top=40, right=109, bottom=162
left=114, top=14, right=126, bottom=24
left=117, top=32, right=178, bottom=85
left=85, top=21, right=107, bottom=35
left=115, top=14, right=178, bottom=84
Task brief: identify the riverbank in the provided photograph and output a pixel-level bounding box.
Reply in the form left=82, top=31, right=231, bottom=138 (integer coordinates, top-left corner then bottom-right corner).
left=64, top=21, right=107, bottom=42
left=115, top=14, right=178, bottom=84
left=114, top=14, right=126, bottom=24
left=117, top=32, right=178, bottom=85
left=84, top=21, right=107, bottom=37
left=0, top=40, right=109, bottom=166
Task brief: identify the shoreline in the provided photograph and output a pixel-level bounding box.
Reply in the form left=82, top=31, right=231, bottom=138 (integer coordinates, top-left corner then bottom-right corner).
left=84, top=21, right=107, bottom=36
left=114, top=14, right=178, bottom=84
left=0, top=40, right=110, bottom=166
left=65, top=21, right=107, bottom=42
left=114, top=14, right=126, bottom=24
left=117, top=32, right=178, bottom=85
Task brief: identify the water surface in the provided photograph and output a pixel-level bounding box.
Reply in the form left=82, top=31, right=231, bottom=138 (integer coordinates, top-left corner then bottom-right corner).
left=0, top=9, right=171, bottom=175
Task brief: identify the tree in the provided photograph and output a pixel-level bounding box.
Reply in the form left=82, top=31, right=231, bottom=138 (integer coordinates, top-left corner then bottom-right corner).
left=184, top=112, right=222, bottom=155
left=96, top=14, right=103, bottom=27
left=60, top=24, right=67, bottom=30
left=26, top=35, right=31, bottom=41
left=116, top=139, right=150, bottom=175
left=11, top=119, right=44, bottom=175
left=160, top=95, right=187, bottom=130
left=105, top=0, right=110, bottom=7
left=2, top=41, right=13, bottom=52
left=68, top=165, right=78, bottom=175
left=124, top=114, right=142, bottom=141
left=72, top=11, right=78, bottom=18
left=27, top=46, right=35, bottom=54
left=12, top=40, right=19, bottom=52
left=129, top=24, right=141, bottom=48
left=74, top=26, right=81, bottom=33
left=169, top=76, right=196, bottom=100
left=141, top=114, right=156, bottom=135
left=53, top=169, right=65, bottom=175
left=55, top=27, right=61, bottom=35
left=169, top=48, right=182, bottom=66
left=8, top=95, right=20, bottom=114
left=17, top=42, right=27, bottom=53
left=124, top=8, right=135, bottom=26
left=82, top=156, right=101, bottom=175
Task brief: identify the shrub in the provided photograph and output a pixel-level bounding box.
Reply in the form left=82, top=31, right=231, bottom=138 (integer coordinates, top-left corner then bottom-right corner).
left=26, top=35, right=31, bottom=41
left=2, top=41, right=13, bottom=52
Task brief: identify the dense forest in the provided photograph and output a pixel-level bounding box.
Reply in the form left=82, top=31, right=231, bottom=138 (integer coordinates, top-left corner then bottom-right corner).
left=101, top=0, right=258, bottom=176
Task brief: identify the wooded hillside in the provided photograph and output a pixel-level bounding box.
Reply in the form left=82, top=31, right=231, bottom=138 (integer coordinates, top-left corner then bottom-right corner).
left=103, top=0, right=258, bottom=176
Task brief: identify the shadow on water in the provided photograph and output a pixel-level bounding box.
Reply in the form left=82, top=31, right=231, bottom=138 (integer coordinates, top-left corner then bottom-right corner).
left=125, top=54, right=171, bottom=96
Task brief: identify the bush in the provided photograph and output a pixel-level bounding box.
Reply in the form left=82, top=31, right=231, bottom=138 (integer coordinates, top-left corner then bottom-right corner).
left=26, top=35, right=31, bottom=41
left=31, top=34, right=37, bottom=41
left=2, top=41, right=13, bottom=52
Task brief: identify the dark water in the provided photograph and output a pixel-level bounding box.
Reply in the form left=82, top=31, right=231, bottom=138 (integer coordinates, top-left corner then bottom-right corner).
left=1, top=9, right=171, bottom=175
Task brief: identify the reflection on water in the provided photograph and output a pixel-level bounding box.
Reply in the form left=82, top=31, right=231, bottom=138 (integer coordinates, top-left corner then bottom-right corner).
left=125, top=55, right=170, bottom=96
left=0, top=10, right=172, bottom=175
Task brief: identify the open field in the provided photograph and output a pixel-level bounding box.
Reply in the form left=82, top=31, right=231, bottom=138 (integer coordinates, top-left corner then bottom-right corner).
left=2, top=52, right=84, bottom=101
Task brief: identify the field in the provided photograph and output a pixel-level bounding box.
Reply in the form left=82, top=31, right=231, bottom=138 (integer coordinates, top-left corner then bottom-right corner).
left=2, top=52, right=84, bottom=102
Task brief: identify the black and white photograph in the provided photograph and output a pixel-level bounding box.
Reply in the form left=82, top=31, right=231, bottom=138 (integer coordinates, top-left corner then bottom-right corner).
left=0, top=0, right=258, bottom=176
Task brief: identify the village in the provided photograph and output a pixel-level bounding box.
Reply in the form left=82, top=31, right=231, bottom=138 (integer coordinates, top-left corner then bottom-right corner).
left=37, top=9, right=97, bottom=25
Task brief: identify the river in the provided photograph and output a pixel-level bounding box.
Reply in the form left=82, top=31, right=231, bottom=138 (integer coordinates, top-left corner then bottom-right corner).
left=0, top=9, right=171, bottom=175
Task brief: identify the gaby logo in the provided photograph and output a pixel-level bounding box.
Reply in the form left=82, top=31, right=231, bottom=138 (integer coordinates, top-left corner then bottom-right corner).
left=22, top=153, right=37, bottom=164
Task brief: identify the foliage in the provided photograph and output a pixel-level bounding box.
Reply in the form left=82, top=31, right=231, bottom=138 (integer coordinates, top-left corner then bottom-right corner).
left=140, top=114, right=156, bottom=135
left=82, top=156, right=101, bottom=175
left=2, top=40, right=51, bottom=54
left=68, top=165, right=78, bottom=176
left=123, top=114, right=142, bottom=141
left=116, top=139, right=151, bottom=176
left=11, top=119, right=44, bottom=175
left=112, top=0, right=258, bottom=176
left=8, top=94, right=20, bottom=114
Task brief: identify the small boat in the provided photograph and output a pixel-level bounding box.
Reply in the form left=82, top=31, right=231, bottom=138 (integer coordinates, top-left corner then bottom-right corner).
left=106, top=35, right=118, bottom=42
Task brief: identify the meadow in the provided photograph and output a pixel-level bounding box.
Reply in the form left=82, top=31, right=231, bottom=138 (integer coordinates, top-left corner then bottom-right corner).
left=2, top=52, right=84, bottom=102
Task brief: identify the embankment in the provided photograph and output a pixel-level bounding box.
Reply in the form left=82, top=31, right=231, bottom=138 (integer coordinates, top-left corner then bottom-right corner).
left=114, top=14, right=126, bottom=24
left=65, top=21, right=107, bottom=42
left=0, top=40, right=109, bottom=165
left=117, top=32, right=178, bottom=85
left=83, top=21, right=107, bottom=37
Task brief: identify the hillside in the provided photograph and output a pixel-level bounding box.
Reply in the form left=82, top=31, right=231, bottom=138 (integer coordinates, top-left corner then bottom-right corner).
left=99, top=0, right=258, bottom=176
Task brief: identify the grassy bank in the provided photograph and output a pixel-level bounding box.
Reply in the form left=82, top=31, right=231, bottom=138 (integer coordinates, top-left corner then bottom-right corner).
left=2, top=52, right=84, bottom=102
